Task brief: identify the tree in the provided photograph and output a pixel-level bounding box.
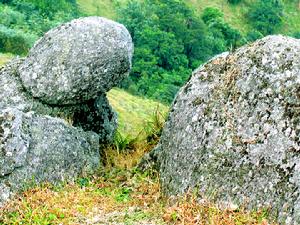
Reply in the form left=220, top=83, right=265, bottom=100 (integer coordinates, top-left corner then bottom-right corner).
left=247, top=0, right=283, bottom=35
left=118, top=0, right=217, bottom=103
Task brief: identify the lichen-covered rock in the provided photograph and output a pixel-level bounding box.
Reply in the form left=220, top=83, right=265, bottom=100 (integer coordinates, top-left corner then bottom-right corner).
left=0, top=59, right=117, bottom=143
left=19, top=17, right=133, bottom=105
left=154, top=35, right=300, bottom=224
left=0, top=108, right=100, bottom=206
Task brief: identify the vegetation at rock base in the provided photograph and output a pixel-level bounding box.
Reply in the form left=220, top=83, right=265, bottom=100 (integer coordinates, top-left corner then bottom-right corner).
left=0, top=169, right=275, bottom=225
left=0, top=104, right=275, bottom=224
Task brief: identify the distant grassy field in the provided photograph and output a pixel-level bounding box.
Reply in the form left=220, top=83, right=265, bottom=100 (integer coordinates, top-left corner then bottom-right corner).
left=77, top=0, right=300, bottom=35
left=187, top=0, right=300, bottom=35
left=107, top=88, right=168, bottom=137
left=77, top=0, right=120, bottom=19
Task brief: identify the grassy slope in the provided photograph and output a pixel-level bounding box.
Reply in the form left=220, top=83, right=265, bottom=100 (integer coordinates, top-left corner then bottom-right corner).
left=187, top=0, right=300, bottom=35
left=107, top=88, right=168, bottom=137
left=78, top=0, right=300, bottom=35
left=77, top=0, right=121, bottom=19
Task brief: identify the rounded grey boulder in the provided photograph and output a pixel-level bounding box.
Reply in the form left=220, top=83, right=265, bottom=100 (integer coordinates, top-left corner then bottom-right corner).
left=19, top=17, right=133, bottom=105
left=153, top=35, right=300, bottom=224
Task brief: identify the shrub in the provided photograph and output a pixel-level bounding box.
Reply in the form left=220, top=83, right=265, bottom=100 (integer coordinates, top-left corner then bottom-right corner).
left=293, top=32, right=300, bottom=39
left=201, top=7, right=223, bottom=24
left=246, top=30, right=264, bottom=42
left=0, top=25, right=37, bottom=55
left=247, top=0, right=283, bottom=35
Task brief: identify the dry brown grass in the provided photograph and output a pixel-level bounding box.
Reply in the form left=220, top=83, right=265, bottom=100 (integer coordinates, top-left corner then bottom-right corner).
left=0, top=102, right=276, bottom=225
left=0, top=167, right=275, bottom=225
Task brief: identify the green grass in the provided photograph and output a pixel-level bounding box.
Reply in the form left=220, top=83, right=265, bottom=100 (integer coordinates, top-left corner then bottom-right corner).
left=107, top=88, right=168, bottom=137
left=77, top=0, right=122, bottom=19
left=0, top=53, right=14, bottom=66
left=0, top=168, right=274, bottom=225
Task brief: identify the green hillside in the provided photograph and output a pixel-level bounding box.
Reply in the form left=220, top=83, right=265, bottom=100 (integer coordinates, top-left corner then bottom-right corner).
left=187, top=0, right=300, bottom=35
left=77, top=0, right=300, bottom=35
left=107, top=88, right=168, bottom=137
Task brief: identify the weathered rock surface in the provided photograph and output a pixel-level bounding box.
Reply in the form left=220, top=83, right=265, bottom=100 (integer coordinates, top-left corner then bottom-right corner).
left=0, top=108, right=100, bottom=206
left=154, top=35, right=300, bottom=224
left=0, top=16, right=133, bottom=206
left=0, top=59, right=117, bottom=143
left=19, top=17, right=133, bottom=105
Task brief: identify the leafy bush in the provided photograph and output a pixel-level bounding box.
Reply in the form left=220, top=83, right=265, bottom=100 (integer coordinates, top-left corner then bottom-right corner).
left=0, top=0, right=81, bottom=54
left=293, top=32, right=300, bottom=39
left=201, top=7, right=223, bottom=24
left=246, top=30, right=264, bottom=42
left=118, top=0, right=242, bottom=104
left=0, top=25, right=36, bottom=54
left=202, top=7, right=245, bottom=49
left=247, top=0, right=283, bottom=35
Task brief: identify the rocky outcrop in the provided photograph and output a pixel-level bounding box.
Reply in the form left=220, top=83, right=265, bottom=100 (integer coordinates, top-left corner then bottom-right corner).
left=153, top=35, right=300, bottom=224
left=0, top=59, right=117, bottom=144
left=0, top=17, right=133, bottom=206
left=0, top=108, right=100, bottom=205
left=19, top=17, right=133, bottom=105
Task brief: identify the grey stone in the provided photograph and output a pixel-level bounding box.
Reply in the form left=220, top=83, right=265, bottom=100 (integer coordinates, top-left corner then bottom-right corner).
left=0, top=108, right=100, bottom=206
left=0, top=58, right=117, bottom=143
left=19, top=17, right=133, bottom=105
left=153, top=35, right=300, bottom=224
left=73, top=94, right=118, bottom=144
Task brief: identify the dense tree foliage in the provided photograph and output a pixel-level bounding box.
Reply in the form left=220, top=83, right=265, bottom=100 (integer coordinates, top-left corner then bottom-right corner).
left=247, top=0, right=283, bottom=35
left=0, top=0, right=80, bottom=54
left=117, top=0, right=245, bottom=103
left=227, top=0, right=242, bottom=4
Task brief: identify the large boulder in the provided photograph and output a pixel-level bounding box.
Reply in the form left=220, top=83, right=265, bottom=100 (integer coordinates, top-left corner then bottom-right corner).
left=153, top=35, right=300, bottom=223
left=0, top=16, right=133, bottom=206
left=0, top=108, right=100, bottom=206
left=0, top=59, right=117, bottom=143
left=19, top=17, right=133, bottom=105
